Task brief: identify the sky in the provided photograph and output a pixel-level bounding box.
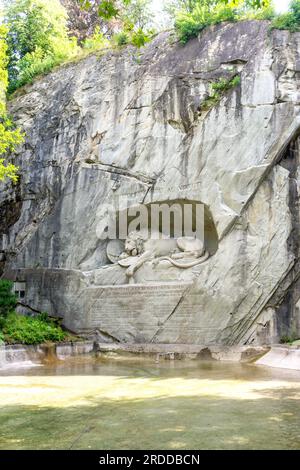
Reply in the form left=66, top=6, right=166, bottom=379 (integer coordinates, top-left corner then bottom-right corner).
left=272, top=0, right=292, bottom=12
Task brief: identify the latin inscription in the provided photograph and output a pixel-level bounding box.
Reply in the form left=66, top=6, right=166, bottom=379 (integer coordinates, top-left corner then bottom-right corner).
left=87, top=283, right=192, bottom=341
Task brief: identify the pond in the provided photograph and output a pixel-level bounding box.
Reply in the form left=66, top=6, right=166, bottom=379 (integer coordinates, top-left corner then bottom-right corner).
left=0, top=356, right=300, bottom=450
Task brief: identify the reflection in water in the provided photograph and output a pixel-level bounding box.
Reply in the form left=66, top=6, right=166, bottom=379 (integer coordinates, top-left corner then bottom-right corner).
left=0, top=357, right=300, bottom=450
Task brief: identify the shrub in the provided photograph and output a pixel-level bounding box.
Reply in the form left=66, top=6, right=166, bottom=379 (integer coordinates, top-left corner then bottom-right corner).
left=10, top=50, right=61, bottom=92
left=130, top=28, right=152, bottom=47
left=211, top=4, right=237, bottom=24
left=113, top=28, right=153, bottom=48
left=113, top=31, right=130, bottom=47
left=175, top=1, right=279, bottom=44
left=271, top=0, right=300, bottom=32
left=175, top=3, right=238, bottom=44
left=202, top=75, right=241, bottom=110
left=8, top=38, right=79, bottom=94
left=0, top=280, right=17, bottom=318
left=212, top=75, right=241, bottom=92
left=279, top=334, right=299, bottom=345
left=245, top=6, right=275, bottom=20
left=83, top=27, right=110, bottom=51
left=0, top=116, right=24, bottom=166
left=2, top=312, right=66, bottom=345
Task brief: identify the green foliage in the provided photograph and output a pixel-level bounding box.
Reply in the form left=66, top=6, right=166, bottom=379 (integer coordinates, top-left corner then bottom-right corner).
left=235, top=0, right=270, bottom=7
left=113, top=28, right=153, bottom=48
left=0, top=25, right=24, bottom=182
left=0, top=330, right=4, bottom=344
left=4, top=0, right=296, bottom=100
left=5, top=0, right=79, bottom=94
left=10, top=51, right=62, bottom=92
left=3, top=0, right=153, bottom=96
left=79, top=0, right=132, bottom=20
left=81, top=0, right=154, bottom=49
left=202, top=75, right=241, bottom=110
left=113, top=27, right=152, bottom=47
left=113, top=0, right=155, bottom=51
left=165, top=1, right=201, bottom=18
left=237, top=3, right=275, bottom=20
left=0, top=279, right=66, bottom=345
left=211, top=75, right=241, bottom=92
left=271, top=0, right=300, bottom=32
left=0, top=26, right=8, bottom=116
left=130, top=28, right=152, bottom=47
left=174, top=0, right=275, bottom=43
left=123, top=0, right=153, bottom=30
left=280, top=333, right=300, bottom=344
left=83, top=26, right=110, bottom=50
left=113, top=31, right=130, bottom=46
left=0, top=158, right=19, bottom=183
left=166, top=0, right=270, bottom=19
left=0, top=116, right=23, bottom=155
left=175, top=2, right=238, bottom=43
left=118, top=0, right=154, bottom=48
left=0, top=117, right=24, bottom=183
left=1, top=312, right=66, bottom=345
left=0, top=280, right=17, bottom=318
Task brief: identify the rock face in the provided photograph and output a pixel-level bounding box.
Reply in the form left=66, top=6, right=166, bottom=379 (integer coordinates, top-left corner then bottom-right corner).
left=1, top=21, right=299, bottom=345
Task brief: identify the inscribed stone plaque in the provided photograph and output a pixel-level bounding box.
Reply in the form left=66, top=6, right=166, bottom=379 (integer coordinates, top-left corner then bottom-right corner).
left=86, top=282, right=193, bottom=342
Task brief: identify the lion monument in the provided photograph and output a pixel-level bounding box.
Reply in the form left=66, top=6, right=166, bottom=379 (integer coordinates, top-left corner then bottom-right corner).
left=110, top=230, right=210, bottom=284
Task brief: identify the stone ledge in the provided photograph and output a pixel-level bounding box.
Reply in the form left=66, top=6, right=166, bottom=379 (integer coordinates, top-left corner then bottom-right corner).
left=96, top=342, right=268, bottom=363
left=255, top=346, right=300, bottom=371
left=0, top=341, right=95, bottom=369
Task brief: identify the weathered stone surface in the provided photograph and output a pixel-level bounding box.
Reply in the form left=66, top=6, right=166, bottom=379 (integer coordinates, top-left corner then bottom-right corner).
left=1, top=21, right=299, bottom=345
left=96, top=342, right=268, bottom=362
left=256, top=346, right=300, bottom=371
left=0, top=341, right=95, bottom=369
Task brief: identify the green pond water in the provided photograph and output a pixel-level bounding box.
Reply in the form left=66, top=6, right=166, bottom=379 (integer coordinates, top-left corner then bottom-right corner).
left=0, top=356, right=300, bottom=450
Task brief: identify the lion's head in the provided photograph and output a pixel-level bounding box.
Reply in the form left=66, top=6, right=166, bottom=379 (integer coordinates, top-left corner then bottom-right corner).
left=124, top=231, right=145, bottom=257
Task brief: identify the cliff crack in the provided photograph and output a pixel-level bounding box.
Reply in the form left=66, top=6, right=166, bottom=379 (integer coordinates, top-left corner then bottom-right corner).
left=150, top=283, right=193, bottom=343
left=82, top=162, right=155, bottom=185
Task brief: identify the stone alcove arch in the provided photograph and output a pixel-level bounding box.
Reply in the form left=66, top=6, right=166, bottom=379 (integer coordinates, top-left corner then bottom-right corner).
left=113, top=199, right=218, bottom=256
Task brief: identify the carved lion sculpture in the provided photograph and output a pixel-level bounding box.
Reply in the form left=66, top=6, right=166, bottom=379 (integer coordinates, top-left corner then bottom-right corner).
left=117, top=230, right=210, bottom=283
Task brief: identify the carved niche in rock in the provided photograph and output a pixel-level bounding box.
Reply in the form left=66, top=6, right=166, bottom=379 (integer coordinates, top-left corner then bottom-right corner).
left=105, top=200, right=218, bottom=284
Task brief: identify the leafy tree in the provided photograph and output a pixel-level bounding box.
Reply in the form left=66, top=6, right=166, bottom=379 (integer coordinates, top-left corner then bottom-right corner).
left=165, top=0, right=212, bottom=18
left=271, top=0, right=300, bottom=32
left=4, top=0, right=79, bottom=93
left=123, top=0, right=153, bottom=30
left=78, top=0, right=153, bottom=46
left=0, top=25, right=23, bottom=183
left=61, top=0, right=109, bottom=43
left=223, top=0, right=270, bottom=6
left=79, top=0, right=269, bottom=20
left=165, top=0, right=270, bottom=19
left=173, top=0, right=273, bottom=42
left=79, top=0, right=132, bottom=20
left=118, top=0, right=154, bottom=46
left=175, top=1, right=236, bottom=42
